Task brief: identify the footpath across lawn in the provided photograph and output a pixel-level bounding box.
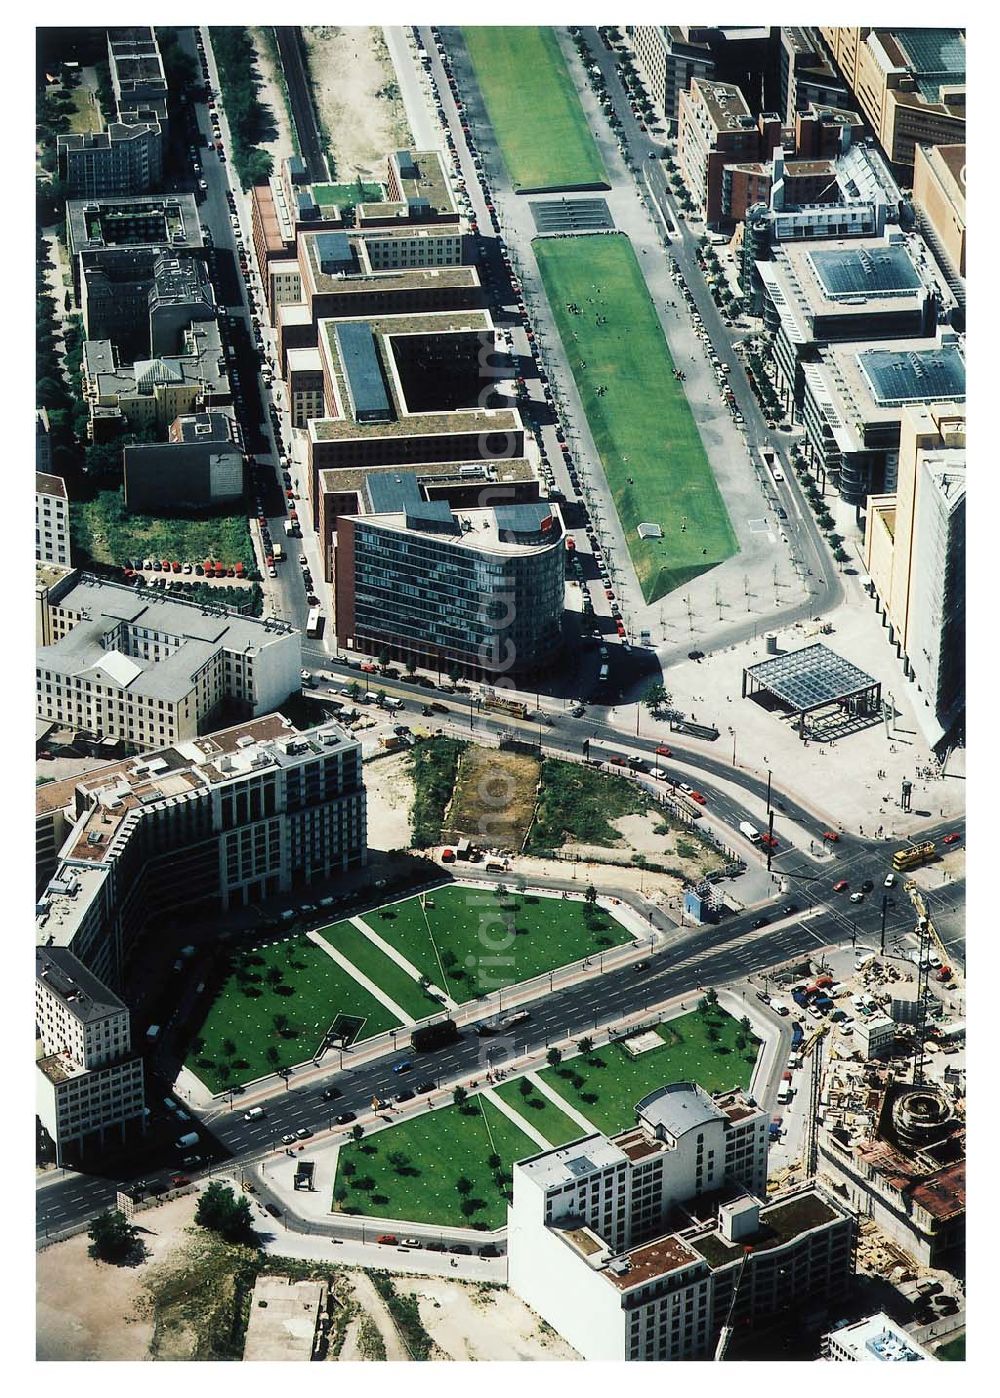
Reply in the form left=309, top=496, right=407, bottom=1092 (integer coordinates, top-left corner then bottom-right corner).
left=367, top=884, right=634, bottom=1001
left=186, top=936, right=403, bottom=1094
left=462, top=27, right=607, bottom=191
left=534, top=233, right=738, bottom=601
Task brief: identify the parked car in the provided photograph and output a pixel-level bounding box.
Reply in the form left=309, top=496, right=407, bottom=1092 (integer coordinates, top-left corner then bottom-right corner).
left=833, top=880, right=849, bottom=893
left=334, top=1111, right=356, bottom=1125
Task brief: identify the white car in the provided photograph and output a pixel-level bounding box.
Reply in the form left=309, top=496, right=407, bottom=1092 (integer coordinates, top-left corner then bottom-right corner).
left=678, top=782, right=693, bottom=794
left=884, top=873, right=896, bottom=887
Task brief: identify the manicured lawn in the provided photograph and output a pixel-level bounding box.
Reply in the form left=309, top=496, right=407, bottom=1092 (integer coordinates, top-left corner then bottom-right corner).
left=537, top=1008, right=758, bottom=1135
left=462, top=27, right=607, bottom=192
left=367, top=885, right=633, bottom=1001
left=319, top=918, right=441, bottom=1022
left=534, top=233, right=738, bottom=601
left=72, top=487, right=255, bottom=571
left=186, top=936, right=404, bottom=1093
left=493, top=1079, right=585, bottom=1148
left=334, top=1097, right=537, bottom=1229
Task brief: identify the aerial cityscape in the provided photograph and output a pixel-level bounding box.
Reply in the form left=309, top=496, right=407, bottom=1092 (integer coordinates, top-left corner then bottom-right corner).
left=34, top=20, right=966, bottom=1366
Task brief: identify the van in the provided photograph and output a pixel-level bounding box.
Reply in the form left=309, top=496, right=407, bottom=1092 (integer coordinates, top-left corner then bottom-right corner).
left=776, top=1086, right=793, bottom=1105
left=243, top=1107, right=265, bottom=1121
left=146, top=1024, right=160, bottom=1041
left=175, top=1131, right=199, bottom=1150
left=738, top=821, right=761, bottom=844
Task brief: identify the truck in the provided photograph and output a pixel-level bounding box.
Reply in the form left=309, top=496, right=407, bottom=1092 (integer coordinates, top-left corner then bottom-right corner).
left=283, top=519, right=294, bottom=537
left=738, top=821, right=761, bottom=844
left=411, top=1018, right=460, bottom=1053
left=790, top=1022, right=804, bottom=1049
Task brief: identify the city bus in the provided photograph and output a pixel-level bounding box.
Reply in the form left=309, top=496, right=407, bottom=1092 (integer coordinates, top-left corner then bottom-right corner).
left=891, top=841, right=936, bottom=873
left=305, top=607, right=322, bottom=638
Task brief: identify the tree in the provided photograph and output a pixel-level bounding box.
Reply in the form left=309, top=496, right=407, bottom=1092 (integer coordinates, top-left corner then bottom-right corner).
left=447, top=662, right=463, bottom=684
left=266, top=965, right=284, bottom=986
left=518, top=1078, right=533, bottom=1098
left=222, top=1038, right=237, bottom=1058
left=494, top=882, right=508, bottom=902
left=351, top=1124, right=365, bottom=1143
left=272, top=1014, right=289, bottom=1036
left=387, top=1150, right=410, bottom=1172
left=453, top=1085, right=468, bottom=1108
left=487, top=1152, right=502, bottom=1169
left=195, top=1181, right=255, bottom=1244
left=341, top=1159, right=356, bottom=1177
left=705, top=987, right=718, bottom=1006
left=333, top=1186, right=348, bottom=1204
left=88, top=1209, right=142, bottom=1264
left=456, top=1175, right=473, bottom=1195
left=376, top=646, right=391, bottom=670
left=577, top=1036, right=594, bottom=1056
left=405, top=657, right=417, bottom=678
left=643, top=682, right=671, bottom=713
left=460, top=1198, right=477, bottom=1217
left=739, top=1015, right=752, bottom=1035
left=584, top=884, right=598, bottom=906
left=546, top=1047, right=562, bottom=1068
left=265, top=1046, right=281, bottom=1068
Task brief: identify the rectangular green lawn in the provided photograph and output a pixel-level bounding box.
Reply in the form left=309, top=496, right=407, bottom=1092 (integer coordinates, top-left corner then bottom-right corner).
left=366, top=885, right=633, bottom=1001
left=335, top=1097, right=537, bottom=1230
left=493, top=1078, right=585, bottom=1148
left=534, top=233, right=738, bottom=601
left=537, top=1009, right=758, bottom=1135
left=186, top=935, right=404, bottom=1093
left=462, top=27, right=607, bottom=191
left=318, top=919, right=440, bottom=1022
left=311, top=181, right=384, bottom=207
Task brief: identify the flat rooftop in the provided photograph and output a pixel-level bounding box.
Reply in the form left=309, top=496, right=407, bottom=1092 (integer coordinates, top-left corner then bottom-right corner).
left=892, top=29, right=966, bottom=103
left=242, top=1277, right=323, bottom=1362
left=809, top=244, right=923, bottom=300
left=603, top=1233, right=700, bottom=1290
left=688, top=1189, right=842, bottom=1269
left=318, top=457, right=535, bottom=498
left=516, top=1134, right=627, bottom=1190
left=359, top=149, right=457, bottom=220
left=808, top=333, right=966, bottom=437
left=357, top=501, right=562, bottom=556
left=690, top=77, right=753, bottom=131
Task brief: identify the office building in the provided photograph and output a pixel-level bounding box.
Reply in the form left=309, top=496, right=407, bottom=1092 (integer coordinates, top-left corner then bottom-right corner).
left=801, top=328, right=964, bottom=504
left=35, top=945, right=145, bottom=1167
left=124, top=411, right=245, bottom=513
left=306, top=308, right=525, bottom=505
left=628, top=26, right=717, bottom=129
left=819, top=29, right=965, bottom=172
left=36, top=714, right=366, bottom=992
left=757, top=233, right=940, bottom=417
left=823, top=1314, right=934, bottom=1361
left=335, top=475, right=564, bottom=679
left=82, top=317, right=229, bottom=442
left=509, top=1082, right=853, bottom=1361
left=57, top=123, right=163, bottom=200
left=779, top=28, right=849, bottom=125
left=36, top=573, right=300, bottom=751
left=36, top=473, right=71, bottom=567
left=817, top=1072, right=964, bottom=1269
left=863, top=404, right=965, bottom=747
left=913, top=144, right=965, bottom=282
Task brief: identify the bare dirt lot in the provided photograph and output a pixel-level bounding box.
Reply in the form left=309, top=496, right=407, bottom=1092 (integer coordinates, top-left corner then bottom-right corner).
left=394, top=1276, right=578, bottom=1361
left=363, top=749, right=415, bottom=851
left=565, top=808, right=726, bottom=882
left=302, top=26, right=411, bottom=180
left=444, top=748, right=540, bottom=850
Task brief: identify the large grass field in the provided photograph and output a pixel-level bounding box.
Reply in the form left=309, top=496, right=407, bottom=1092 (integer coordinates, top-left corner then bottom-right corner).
left=186, top=936, right=404, bottom=1094
left=72, top=487, right=255, bottom=571
left=538, top=1007, right=758, bottom=1135
left=334, top=1097, right=537, bottom=1230
left=462, top=27, right=607, bottom=192
left=320, top=919, right=440, bottom=1022
left=331, top=1004, right=758, bottom=1227
left=534, top=233, right=738, bottom=601
left=366, top=885, right=633, bottom=1001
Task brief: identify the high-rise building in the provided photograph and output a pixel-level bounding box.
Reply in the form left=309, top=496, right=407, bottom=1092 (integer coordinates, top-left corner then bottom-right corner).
left=508, top=1082, right=854, bottom=1361
left=863, top=404, right=965, bottom=746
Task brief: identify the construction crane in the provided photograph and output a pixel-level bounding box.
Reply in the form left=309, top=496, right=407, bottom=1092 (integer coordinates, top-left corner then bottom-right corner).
left=904, top=883, right=949, bottom=1087
left=714, top=1245, right=753, bottom=1360
left=905, top=883, right=950, bottom=966
left=800, top=1022, right=829, bottom=1058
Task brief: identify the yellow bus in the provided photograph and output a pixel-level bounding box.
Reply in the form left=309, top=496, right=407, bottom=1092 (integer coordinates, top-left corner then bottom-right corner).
left=891, top=842, right=936, bottom=873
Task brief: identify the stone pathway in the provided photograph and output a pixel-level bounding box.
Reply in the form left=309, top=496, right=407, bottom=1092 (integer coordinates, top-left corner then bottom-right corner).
left=480, top=1087, right=551, bottom=1151
left=526, top=1073, right=598, bottom=1136
left=307, top=929, right=415, bottom=1025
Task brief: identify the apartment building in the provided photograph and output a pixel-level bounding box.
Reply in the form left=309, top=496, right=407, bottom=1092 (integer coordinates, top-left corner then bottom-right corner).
left=757, top=233, right=939, bottom=417
left=800, top=328, right=965, bottom=504
left=819, top=29, right=965, bottom=172
left=36, top=409, right=53, bottom=473
left=124, top=411, right=245, bottom=513
left=36, top=473, right=71, bottom=567
left=629, top=26, right=716, bottom=129
left=863, top=404, right=965, bottom=746
left=35, top=945, right=145, bottom=1167
left=36, top=714, right=366, bottom=992
left=108, top=26, right=168, bottom=127
left=57, top=123, right=163, bottom=201
left=335, top=477, right=565, bottom=679
left=913, top=143, right=965, bottom=280
left=509, top=1082, right=853, bottom=1361
left=36, top=574, right=300, bottom=751
left=779, top=28, right=849, bottom=126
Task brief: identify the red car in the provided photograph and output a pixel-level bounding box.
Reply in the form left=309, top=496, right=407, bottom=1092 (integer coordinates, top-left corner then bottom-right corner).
left=169, top=1174, right=190, bottom=1187
left=942, top=832, right=961, bottom=846
left=605, top=588, right=615, bottom=600
left=833, top=879, right=849, bottom=893
left=689, top=790, right=707, bottom=805
left=822, top=831, right=840, bottom=843
left=760, top=834, right=779, bottom=849
left=655, top=745, right=672, bottom=757
left=376, top=1234, right=398, bottom=1245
